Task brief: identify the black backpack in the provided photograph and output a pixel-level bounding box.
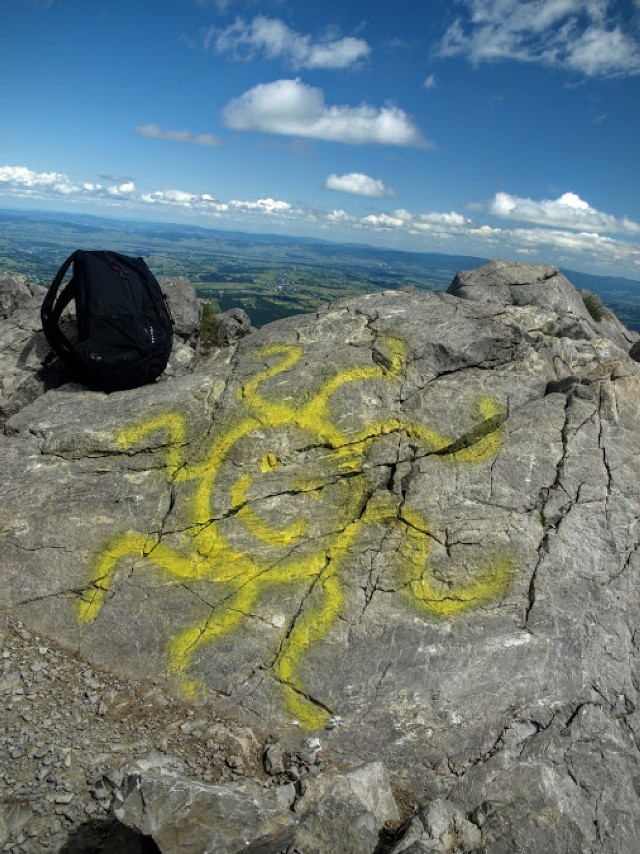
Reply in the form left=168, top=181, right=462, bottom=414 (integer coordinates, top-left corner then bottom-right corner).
left=41, top=250, right=173, bottom=392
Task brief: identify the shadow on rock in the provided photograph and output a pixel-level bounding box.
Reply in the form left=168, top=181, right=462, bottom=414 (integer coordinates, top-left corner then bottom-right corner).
left=58, top=818, right=160, bottom=854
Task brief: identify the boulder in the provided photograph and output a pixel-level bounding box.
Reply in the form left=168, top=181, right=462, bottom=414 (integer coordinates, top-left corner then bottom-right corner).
left=212, top=306, right=255, bottom=346
left=388, top=800, right=481, bottom=853
left=157, top=275, right=202, bottom=344
left=294, top=762, right=400, bottom=853
left=2, top=261, right=640, bottom=851
left=114, top=770, right=296, bottom=853
left=157, top=275, right=202, bottom=376
left=0, top=274, right=52, bottom=425
left=448, top=259, right=637, bottom=350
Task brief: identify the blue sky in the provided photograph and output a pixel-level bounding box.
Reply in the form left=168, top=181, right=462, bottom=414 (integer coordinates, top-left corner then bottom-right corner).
left=1, top=0, right=639, bottom=277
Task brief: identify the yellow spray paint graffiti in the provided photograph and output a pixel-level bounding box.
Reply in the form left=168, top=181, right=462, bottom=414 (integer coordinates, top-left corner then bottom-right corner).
left=78, top=338, right=515, bottom=728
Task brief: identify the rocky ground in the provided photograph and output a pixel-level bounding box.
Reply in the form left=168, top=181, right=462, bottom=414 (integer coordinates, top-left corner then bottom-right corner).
left=2, top=616, right=407, bottom=854
left=0, top=615, right=289, bottom=853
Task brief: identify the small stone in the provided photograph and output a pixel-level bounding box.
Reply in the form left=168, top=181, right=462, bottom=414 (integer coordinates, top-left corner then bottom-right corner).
left=103, top=770, right=124, bottom=789
left=275, top=783, right=297, bottom=810
left=264, top=743, right=286, bottom=776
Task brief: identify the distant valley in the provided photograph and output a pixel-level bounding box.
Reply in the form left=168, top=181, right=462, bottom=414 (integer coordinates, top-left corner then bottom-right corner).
left=2, top=207, right=639, bottom=331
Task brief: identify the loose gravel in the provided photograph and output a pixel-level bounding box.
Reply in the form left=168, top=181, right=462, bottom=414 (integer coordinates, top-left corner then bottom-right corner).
left=0, top=616, right=267, bottom=853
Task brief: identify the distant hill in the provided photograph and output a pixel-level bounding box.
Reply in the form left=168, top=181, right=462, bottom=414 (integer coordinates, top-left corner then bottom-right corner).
left=1, top=207, right=639, bottom=331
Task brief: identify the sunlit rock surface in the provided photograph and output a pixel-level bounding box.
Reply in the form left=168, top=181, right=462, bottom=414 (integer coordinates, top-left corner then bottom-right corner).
left=2, top=261, right=640, bottom=851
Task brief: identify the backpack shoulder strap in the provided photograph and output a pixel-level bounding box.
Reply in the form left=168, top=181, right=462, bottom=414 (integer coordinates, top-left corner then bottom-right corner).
left=41, top=251, right=84, bottom=370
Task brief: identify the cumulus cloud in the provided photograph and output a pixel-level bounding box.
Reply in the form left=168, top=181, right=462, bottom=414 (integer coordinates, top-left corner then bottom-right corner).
left=222, top=79, right=430, bottom=147
left=140, top=189, right=200, bottom=206
left=423, top=74, right=436, bottom=89
left=491, top=191, right=640, bottom=234
left=107, top=181, right=136, bottom=196
left=0, top=165, right=299, bottom=224
left=229, top=198, right=291, bottom=213
left=207, top=16, right=370, bottom=69
left=360, top=209, right=468, bottom=233
left=2, top=163, right=639, bottom=274
left=325, top=172, right=395, bottom=197
left=135, top=124, right=221, bottom=147
left=438, top=0, right=640, bottom=76
left=0, top=165, right=78, bottom=194
left=0, top=165, right=137, bottom=199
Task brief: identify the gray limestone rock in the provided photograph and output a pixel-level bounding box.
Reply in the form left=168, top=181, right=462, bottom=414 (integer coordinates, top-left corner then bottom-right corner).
left=213, top=306, right=255, bottom=346
left=418, top=800, right=481, bottom=852
left=157, top=275, right=202, bottom=344
left=114, top=770, right=297, bottom=853
left=388, top=800, right=482, bottom=853
left=0, top=274, right=46, bottom=319
left=2, top=261, right=640, bottom=852
left=448, top=259, right=638, bottom=349
left=294, top=761, right=400, bottom=853
left=0, top=274, right=53, bottom=424
left=158, top=275, right=202, bottom=376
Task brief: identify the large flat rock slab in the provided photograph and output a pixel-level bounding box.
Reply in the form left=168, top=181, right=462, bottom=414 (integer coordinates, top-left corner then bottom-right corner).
left=2, top=271, right=640, bottom=822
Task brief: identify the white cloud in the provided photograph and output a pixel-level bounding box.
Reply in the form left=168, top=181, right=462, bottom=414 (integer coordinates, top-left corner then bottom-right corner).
left=416, top=211, right=467, bottom=226
left=208, top=16, right=370, bottom=69
left=222, top=79, right=430, bottom=147
left=0, top=165, right=299, bottom=223
left=0, top=165, right=139, bottom=200
left=135, top=124, right=221, bottom=147
left=107, top=181, right=136, bottom=196
left=0, top=165, right=78, bottom=193
left=362, top=210, right=413, bottom=229
left=423, top=74, right=436, bottom=89
left=2, top=163, right=640, bottom=275
left=140, top=189, right=199, bottom=206
left=565, top=25, right=640, bottom=75
left=359, top=208, right=469, bottom=236
left=491, top=191, right=640, bottom=234
left=325, top=172, right=395, bottom=198
left=326, top=209, right=358, bottom=225
left=228, top=197, right=292, bottom=213
left=438, top=0, right=640, bottom=76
